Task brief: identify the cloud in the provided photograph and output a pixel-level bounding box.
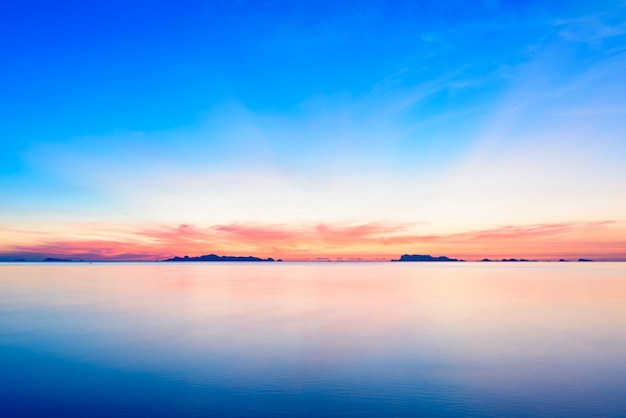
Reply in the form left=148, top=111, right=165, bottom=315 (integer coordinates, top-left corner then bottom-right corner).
left=453, top=221, right=615, bottom=241
left=136, top=224, right=214, bottom=244
left=557, top=107, right=626, bottom=116
left=556, top=17, right=626, bottom=44
left=213, top=224, right=299, bottom=243
left=1, top=220, right=624, bottom=261
left=4, top=240, right=170, bottom=261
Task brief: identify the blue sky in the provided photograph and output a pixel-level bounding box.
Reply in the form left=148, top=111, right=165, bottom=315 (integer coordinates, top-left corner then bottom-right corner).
left=1, top=0, right=626, bottom=260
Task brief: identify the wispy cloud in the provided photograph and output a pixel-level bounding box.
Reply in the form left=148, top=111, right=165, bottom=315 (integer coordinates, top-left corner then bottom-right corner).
left=453, top=221, right=615, bottom=241
left=556, top=16, right=626, bottom=45
left=556, top=106, right=626, bottom=116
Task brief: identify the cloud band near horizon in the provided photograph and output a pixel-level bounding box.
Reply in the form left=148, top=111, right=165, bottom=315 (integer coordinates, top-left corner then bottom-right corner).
left=1, top=220, right=624, bottom=261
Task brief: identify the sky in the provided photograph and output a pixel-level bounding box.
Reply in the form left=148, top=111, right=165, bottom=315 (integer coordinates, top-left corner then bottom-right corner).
left=1, top=0, right=626, bottom=261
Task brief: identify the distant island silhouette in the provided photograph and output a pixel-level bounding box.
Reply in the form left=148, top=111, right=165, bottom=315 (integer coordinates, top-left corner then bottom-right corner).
left=164, top=254, right=275, bottom=262
left=0, top=254, right=605, bottom=263
left=392, top=254, right=463, bottom=262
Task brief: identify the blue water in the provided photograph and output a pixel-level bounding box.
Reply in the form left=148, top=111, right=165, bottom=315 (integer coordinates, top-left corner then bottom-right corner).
left=1, top=262, right=625, bottom=417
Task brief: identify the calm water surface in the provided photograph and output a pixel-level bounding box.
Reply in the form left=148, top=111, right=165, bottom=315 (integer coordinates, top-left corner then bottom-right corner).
left=1, top=262, right=625, bottom=417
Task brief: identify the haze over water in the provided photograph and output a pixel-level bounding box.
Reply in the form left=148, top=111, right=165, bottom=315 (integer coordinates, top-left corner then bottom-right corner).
left=1, top=262, right=625, bottom=417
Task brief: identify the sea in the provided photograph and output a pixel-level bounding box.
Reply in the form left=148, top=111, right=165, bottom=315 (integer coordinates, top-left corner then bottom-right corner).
left=1, top=262, right=625, bottom=417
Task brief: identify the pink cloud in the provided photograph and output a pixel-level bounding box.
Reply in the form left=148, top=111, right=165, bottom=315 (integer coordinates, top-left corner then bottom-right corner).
left=1, top=220, right=624, bottom=261
left=213, top=224, right=300, bottom=242
left=453, top=221, right=616, bottom=241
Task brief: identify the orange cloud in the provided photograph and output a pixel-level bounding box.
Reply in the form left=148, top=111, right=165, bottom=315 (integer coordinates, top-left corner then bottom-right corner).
left=1, top=220, right=624, bottom=261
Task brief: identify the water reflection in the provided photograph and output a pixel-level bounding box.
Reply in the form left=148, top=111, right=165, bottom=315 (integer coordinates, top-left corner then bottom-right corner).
left=1, top=263, right=625, bottom=416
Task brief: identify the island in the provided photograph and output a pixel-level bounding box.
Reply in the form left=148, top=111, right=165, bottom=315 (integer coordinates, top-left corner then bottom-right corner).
left=578, top=258, right=594, bottom=262
left=43, top=258, right=73, bottom=262
left=163, top=254, right=275, bottom=262
left=392, top=254, right=463, bottom=262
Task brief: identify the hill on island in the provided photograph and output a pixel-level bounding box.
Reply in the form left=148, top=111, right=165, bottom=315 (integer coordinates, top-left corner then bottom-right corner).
left=392, top=254, right=463, bottom=262
left=164, top=254, right=276, bottom=262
